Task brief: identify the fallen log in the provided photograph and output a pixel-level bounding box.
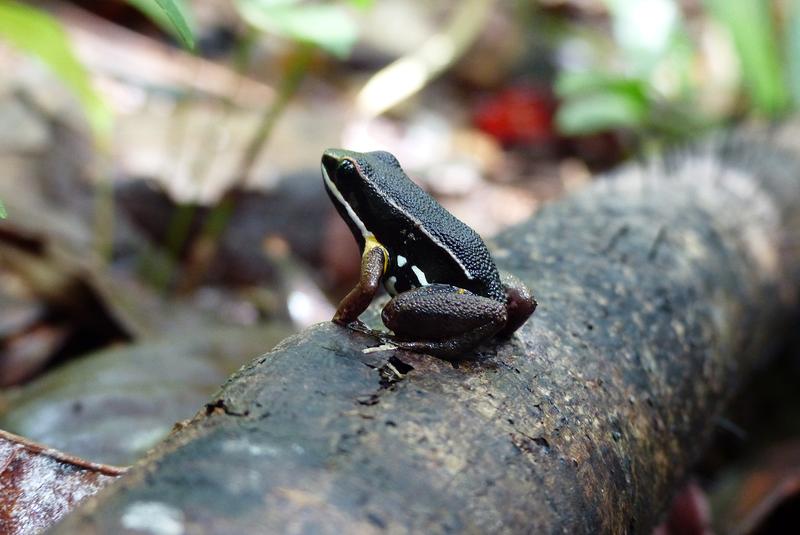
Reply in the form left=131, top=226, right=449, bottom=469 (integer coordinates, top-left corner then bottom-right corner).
left=53, top=126, right=800, bottom=534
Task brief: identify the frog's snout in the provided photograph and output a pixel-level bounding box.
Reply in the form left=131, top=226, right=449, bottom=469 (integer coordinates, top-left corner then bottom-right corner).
left=321, top=149, right=341, bottom=178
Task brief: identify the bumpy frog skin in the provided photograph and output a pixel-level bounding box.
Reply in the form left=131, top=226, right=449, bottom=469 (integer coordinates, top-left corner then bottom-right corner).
left=322, top=149, right=536, bottom=358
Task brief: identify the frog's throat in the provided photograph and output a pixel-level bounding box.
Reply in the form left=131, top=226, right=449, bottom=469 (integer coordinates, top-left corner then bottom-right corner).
left=322, top=163, right=389, bottom=278
left=321, top=164, right=372, bottom=241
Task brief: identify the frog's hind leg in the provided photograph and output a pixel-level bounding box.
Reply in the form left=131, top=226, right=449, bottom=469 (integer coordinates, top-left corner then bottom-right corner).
left=381, top=284, right=507, bottom=359
left=497, top=271, right=537, bottom=337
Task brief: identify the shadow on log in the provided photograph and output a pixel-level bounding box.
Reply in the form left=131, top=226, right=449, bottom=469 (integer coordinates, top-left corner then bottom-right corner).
left=54, top=126, right=800, bottom=534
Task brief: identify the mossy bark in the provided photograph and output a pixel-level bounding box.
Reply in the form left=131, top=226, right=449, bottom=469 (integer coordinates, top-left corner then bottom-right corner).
left=54, top=126, right=800, bottom=534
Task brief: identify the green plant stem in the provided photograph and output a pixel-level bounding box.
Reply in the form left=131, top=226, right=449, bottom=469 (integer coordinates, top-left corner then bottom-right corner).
left=93, top=160, right=115, bottom=263
left=189, top=26, right=259, bottom=189
left=233, top=43, right=314, bottom=187
left=145, top=28, right=261, bottom=293
left=155, top=203, right=198, bottom=292
left=179, top=43, right=314, bottom=292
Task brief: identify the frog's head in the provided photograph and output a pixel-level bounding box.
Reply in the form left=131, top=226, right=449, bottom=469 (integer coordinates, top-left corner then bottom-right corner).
left=321, top=148, right=401, bottom=192
left=321, top=148, right=402, bottom=246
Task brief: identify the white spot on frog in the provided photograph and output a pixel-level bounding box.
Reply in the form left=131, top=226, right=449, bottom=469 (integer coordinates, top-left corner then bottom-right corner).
left=411, top=265, right=429, bottom=286
left=396, top=255, right=407, bottom=267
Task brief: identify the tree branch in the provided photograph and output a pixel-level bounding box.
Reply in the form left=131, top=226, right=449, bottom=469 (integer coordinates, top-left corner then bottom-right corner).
left=54, top=126, right=800, bottom=534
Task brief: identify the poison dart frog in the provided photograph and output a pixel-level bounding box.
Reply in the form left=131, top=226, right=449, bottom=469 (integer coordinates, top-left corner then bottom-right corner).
left=322, top=149, right=536, bottom=359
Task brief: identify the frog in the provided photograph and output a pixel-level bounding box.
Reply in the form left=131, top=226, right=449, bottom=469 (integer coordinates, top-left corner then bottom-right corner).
left=321, top=148, right=536, bottom=359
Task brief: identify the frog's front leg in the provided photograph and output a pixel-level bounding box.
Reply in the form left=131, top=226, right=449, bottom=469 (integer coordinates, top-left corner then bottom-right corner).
left=381, top=284, right=507, bottom=359
left=333, top=243, right=388, bottom=326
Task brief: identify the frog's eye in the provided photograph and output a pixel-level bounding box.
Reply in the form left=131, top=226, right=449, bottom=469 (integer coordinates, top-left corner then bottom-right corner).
left=336, top=159, right=356, bottom=178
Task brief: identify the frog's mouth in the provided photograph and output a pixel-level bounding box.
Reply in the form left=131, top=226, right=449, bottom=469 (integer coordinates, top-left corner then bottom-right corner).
left=321, top=163, right=372, bottom=242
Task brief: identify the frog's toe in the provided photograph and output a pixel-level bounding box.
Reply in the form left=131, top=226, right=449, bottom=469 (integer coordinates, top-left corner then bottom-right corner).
left=388, top=320, right=503, bottom=360
left=332, top=317, right=369, bottom=332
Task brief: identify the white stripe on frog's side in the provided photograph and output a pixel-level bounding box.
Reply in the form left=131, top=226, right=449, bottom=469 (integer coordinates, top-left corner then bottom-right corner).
left=411, top=265, right=429, bottom=286
left=324, top=163, right=474, bottom=284
left=380, top=196, right=474, bottom=281
left=321, top=164, right=372, bottom=240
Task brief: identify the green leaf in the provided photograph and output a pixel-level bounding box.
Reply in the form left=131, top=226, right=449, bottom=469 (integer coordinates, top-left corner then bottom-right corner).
left=236, top=0, right=359, bottom=58
left=348, top=0, right=374, bottom=9
left=0, top=0, right=111, bottom=140
left=126, top=0, right=196, bottom=50
left=556, top=90, right=648, bottom=135
left=787, top=0, right=800, bottom=106
left=555, top=71, right=650, bottom=134
left=0, top=200, right=6, bottom=219
left=556, top=71, right=648, bottom=101
left=704, top=0, right=789, bottom=116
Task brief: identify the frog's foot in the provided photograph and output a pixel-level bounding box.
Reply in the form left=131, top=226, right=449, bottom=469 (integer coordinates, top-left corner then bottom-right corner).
left=332, top=318, right=387, bottom=340
left=381, top=284, right=507, bottom=359
left=385, top=322, right=504, bottom=359
left=333, top=317, right=368, bottom=331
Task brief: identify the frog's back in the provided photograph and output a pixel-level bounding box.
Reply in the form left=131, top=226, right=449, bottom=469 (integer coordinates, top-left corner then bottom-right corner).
left=361, top=153, right=505, bottom=302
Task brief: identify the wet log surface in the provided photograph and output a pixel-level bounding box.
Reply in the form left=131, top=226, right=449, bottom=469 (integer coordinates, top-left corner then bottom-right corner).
left=54, top=127, right=800, bottom=534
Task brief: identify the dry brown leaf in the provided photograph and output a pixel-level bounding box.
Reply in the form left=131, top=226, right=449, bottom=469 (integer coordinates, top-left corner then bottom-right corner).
left=0, top=429, right=126, bottom=535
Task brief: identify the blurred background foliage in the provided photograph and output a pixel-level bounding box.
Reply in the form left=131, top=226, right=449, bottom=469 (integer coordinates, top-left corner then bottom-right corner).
left=1, top=0, right=798, bottom=150
left=0, top=0, right=796, bottom=382
left=555, top=0, right=798, bottom=141
left=1, top=0, right=797, bottom=250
